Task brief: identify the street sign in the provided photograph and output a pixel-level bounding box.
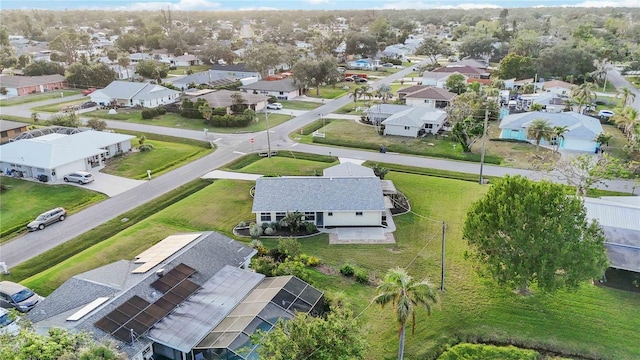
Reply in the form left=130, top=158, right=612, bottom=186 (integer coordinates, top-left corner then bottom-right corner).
left=250, top=138, right=254, bottom=143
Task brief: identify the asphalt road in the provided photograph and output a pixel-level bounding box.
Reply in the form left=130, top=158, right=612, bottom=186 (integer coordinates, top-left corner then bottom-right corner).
left=1, top=62, right=637, bottom=269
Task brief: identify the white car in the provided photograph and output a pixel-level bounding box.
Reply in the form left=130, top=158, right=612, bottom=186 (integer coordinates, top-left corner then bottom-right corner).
left=266, top=103, right=283, bottom=110
left=598, top=110, right=614, bottom=118
left=0, top=308, right=20, bottom=336
left=63, top=171, right=94, bottom=184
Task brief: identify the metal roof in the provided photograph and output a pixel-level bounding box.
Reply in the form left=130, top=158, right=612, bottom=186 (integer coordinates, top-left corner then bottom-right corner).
left=252, top=176, right=386, bottom=213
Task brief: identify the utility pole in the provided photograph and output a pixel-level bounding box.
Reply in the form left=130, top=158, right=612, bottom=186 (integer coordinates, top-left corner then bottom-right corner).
left=440, top=221, right=446, bottom=292
left=265, top=95, right=271, bottom=158
left=479, top=107, right=489, bottom=185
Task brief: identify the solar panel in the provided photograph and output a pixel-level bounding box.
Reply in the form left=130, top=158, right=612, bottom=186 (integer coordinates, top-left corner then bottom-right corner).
left=151, top=263, right=196, bottom=292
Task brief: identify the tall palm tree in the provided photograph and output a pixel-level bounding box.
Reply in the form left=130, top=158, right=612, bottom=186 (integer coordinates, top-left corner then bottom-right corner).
left=526, top=118, right=552, bottom=152
left=571, top=82, right=595, bottom=114
left=349, top=87, right=364, bottom=109
left=373, top=267, right=438, bottom=360
left=591, top=58, right=609, bottom=86
left=375, top=83, right=393, bottom=103
left=618, top=87, right=636, bottom=108
left=551, top=125, right=568, bottom=153
left=613, top=106, right=640, bottom=141
left=595, top=132, right=612, bottom=152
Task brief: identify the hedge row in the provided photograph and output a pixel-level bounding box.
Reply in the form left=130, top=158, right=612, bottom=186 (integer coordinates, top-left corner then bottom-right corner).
left=299, top=119, right=333, bottom=135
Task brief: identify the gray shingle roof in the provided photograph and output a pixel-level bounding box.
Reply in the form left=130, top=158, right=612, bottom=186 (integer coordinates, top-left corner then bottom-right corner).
left=240, top=77, right=299, bottom=92
left=169, top=70, right=235, bottom=89
left=0, top=74, right=65, bottom=88
left=95, top=81, right=179, bottom=101
left=0, top=119, right=29, bottom=132
left=499, top=111, right=603, bottom=141
left=382, top=107, right=447, bottom=126
left=252, top=176, right=386, bottom=213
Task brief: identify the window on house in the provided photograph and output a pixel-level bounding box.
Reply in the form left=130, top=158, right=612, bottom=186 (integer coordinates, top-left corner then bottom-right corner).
left=404, top=126, right=410, bottom=130
left=327, top=212, right=333, bottom=216
left=355, top=212, right=363, bottom=216
left=424, top=100, right=428, bottom=103
left=276, top=212, right=286, bottom=221
left=304, top=212, right=315, bottom=221
left=0, top=131, right=7, bottom=137
left=425, top=124, right=433, bottom=129
left=261, top=213, right=271, bottom=222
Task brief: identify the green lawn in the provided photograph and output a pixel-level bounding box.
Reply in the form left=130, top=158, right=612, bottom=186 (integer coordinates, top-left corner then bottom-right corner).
left=31, top=99, right=88, bottom=113
left=0, top=90, right=82, bottom=107
left=85, top=109, right=293, bottom=133
left=167, top=65, right=211, bottom=76
left=0, top=177, right=107, bottom=241
left=101, top=138, right=212, bottom=179
left=16, top=156, right=640, bottom=359
left=237, top=156, right=339, bottom=176
left=279, top=100, right=322, bottom=110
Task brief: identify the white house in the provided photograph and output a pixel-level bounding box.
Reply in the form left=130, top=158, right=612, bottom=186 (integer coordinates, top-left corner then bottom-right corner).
left=0, top=129, right=134, bottom=182
left=382, top=107, right=447, bottom=137
left=252, top=176, right=387, bottom=228
left=240, top=77, right=301, bottom=100
left=499, top=111, right=604, bottom=152
left=172, top=54, right=201, bottom=67
left=421, top=71, right=465, bottom=88
left=90, top=81, right=180, bottom=108
left=540, top=79, right=573, bottom=96
left=401, top=86, right=456, bottom=109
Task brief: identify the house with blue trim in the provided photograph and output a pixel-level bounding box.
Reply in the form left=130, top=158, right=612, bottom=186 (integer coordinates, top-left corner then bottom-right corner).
left=499, top=111, right=604, bottom=152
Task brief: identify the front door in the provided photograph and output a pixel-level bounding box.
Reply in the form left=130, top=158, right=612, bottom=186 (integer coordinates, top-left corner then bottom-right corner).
left=316, top=212, right=323, bottom=227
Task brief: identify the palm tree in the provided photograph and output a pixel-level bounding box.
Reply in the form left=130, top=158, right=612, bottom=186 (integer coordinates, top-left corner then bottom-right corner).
left=349, top=87, right=364, bottom=109
left=551, top=125, right=568, bottom=153
left=526, top=118, right=552, bottom=152
left=595, top=133, right=612, bottom=152
left=375, top=84, right=393, bottom=103
left=117, top=56, right=130, bottom=79
left=612, top=106, right=640, bottom=141
left=373, top=267, right=438, bottom=360
left=570, top=82, right=595, bottom=114
left=618, top=87, right=636, bottom=108
left=591, top=58, right=609, bottom=87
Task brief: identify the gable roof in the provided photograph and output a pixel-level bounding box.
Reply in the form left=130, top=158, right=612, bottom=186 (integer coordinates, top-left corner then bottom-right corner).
left=432, top=65, right=487, bottom=76
left=403, top=86, right=456, bottom=101
left=323, top=163, right=375, bottom=177
left=193, top=89, right=265, bottom=107
left=94, top=81, right=179, bottom=101
left=0, top=119, right=29, bottom=132
left=169, top=70, right=235, bottom=88
left=0, top=74, right=65, bottom=88
left=382, top=108, right=447, bottom=127
left=252, top=176, right=386, bottom=213
left=541, top=79, right=572, bottom=89
left=210, top=63, right=255, bottom=73
left=422, top=71, right=462, bottom=81
left=366, top=104, right=412, bottom=115
left=499, top=111, right=603, bottom=141
left=240, top=77, right=299, bottom=92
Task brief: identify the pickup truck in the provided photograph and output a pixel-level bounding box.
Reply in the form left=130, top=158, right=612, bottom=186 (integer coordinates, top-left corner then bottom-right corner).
left=81, top=88, right=96, bottom=96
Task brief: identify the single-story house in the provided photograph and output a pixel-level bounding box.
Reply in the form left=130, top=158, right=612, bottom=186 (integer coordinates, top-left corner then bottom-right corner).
left=90, top=81, right=180, bottom=108
left=28, top=231, right=324, bottom=360
left=0, top=74, right=67, bottom=97
left=168, top=70, right=237, bottom=91
left=518, top=92, right=569, bottom=113
left=583, top=196, right=640, bottom=273
left=172, top=54, right=200, bottom=67
left=0, top=129, right=134, bottom=182
left=240, top=77, right=302, bottom=100
left=540, top=79, right=573, bottom=96
left=382, top=107, right=447, bottom=137
left=192, top=89, right=268, bottom=113
left=421, top=71, right=465, bottom=88
left=499, top=111, right=604, bottom=152
left=252, top=176, right=387, bottom=228
left=0, top=120, right=29, bottom=144
left=210, top=63, right=262, bottom=80
left=401, top=86, right=456, bottom=109
left=430, top=64, right=489, bottom=79
left=365, top=104, right=413, bottom=124
left=346, top=59, right=377, bottom=70
left=452, top=58, right=489, bottom=69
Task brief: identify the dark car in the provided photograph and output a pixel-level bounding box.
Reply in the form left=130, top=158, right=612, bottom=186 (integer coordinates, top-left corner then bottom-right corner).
left=355, top=78, right=368, bottom=83
left=27, top=207, right=67, bottom=231
left=81, top=101, right=97, bottom=109
left=0, top=281, right=44, bottom=312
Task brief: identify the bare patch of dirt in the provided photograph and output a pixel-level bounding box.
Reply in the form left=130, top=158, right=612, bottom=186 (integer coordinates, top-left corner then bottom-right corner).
left=317, top=264, right=337, bottom=275
left=387, top=247, right=401, bottom=253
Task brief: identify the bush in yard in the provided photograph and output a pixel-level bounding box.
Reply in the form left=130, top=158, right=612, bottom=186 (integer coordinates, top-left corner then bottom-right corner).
left=298, top=254, right=320, bottom=267
left=138, top=144, right=155, bottom=152
left=264, top=227, right=275, bottom=235
left=354, top=268, right=370, bottom=284
left=249, top=222, right=263, bottom=238
left=238, top=221, right=247, bottom=228
left=156, top=107, right=167, bottom=115
left=340, top=263, right=355, bottom=277
left=306, top=222, right=317, bottom=234
left=141, top=108, right=158, bottom=119
left=273, top=259, right=310, bottom=282
left=277, top=237, right=302, bottom=259
left=251, top=256, right=277, bottom=276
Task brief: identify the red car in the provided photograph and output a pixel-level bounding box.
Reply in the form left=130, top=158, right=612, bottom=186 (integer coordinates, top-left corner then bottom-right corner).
left=82, top=88, right=96, bottom=96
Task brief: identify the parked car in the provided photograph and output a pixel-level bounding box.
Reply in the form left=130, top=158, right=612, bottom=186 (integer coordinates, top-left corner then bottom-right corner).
left=266, top=102, right=283, bottom=110
left=81, top=88, right=96, bottom=96
left=598, top=110, right=615, bottom=118
left=344, top=76, right=355, bottom=82
left=355, top=78, right=368, bottom=83
left=382, top=63, right=394, bottom=67
left=64, top=171, right=94, bottom=184
left=0, top=281, right=44, bottom=312
left=27, top=207, right=67, bottom=231
left=81, top=101, right=97, bottom=109
left=0, top=308, right=20, bottom=335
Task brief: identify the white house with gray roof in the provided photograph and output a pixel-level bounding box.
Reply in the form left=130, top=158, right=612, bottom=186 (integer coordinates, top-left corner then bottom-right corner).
left=382, top=107, right=448, bottom=137
left=499, top=111, right=604, bottom=152
left=90, top=81, right=180, bottom=108
left=240, top=77, right=301, bottom=100
left=27, top=231, right=323, bottom=360
left=252, top=176, right=386, bottom=228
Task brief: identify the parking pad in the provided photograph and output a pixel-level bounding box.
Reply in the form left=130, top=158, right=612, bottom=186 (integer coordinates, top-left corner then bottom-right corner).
left=57, top=171, right=145, bottom=197
left=328, top=227, right=395, bottom=244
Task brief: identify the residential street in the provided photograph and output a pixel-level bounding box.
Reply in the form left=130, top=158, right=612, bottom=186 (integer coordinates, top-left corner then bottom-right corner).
left=0, top=61, right=637, bottom=270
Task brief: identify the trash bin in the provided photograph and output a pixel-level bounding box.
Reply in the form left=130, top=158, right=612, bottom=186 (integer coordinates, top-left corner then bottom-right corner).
left=38, top=175, right=48, bottom=182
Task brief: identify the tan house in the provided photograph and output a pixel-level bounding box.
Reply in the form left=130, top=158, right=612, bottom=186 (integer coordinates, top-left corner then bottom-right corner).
left=192, top=89, right=268, bottom=114
left=0, top=120, right=29, bottom=144
left=0, top=75, right=67, bottom=97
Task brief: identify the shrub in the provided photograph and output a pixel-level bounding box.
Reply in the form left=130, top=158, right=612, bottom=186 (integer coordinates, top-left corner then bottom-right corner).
left=298, top=254, right=320, bottom=267
left=278, top=237, right=302, bottom=259
left=249, top=239, right=263, bottom=248
left=249, top=222, right=263, bottom=238
left=274, top=259, right=310, bottom=282
left=340, top=263, right=355, bottom=277
left=264, top=227, right=275, bottom=235
left=237, top=221, right=247, bottom=228
left=156, top=107, right=167, bottom=115
left=306, top=222, right=317, bottom=234
left=354, top=269, right=370, bottom=284
left=138, top=144, right=155, bottom=152
left=141, top=108, right=158, bottom=119
left=251, top=256, right=277, bottom=276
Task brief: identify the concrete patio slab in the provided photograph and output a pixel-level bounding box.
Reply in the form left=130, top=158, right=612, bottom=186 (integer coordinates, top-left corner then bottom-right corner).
left=327, top=227, right=396, bottom=244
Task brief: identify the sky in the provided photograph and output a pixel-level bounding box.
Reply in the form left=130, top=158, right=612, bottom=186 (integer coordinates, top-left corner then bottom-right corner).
left=1, top=0, right=639, bottom=11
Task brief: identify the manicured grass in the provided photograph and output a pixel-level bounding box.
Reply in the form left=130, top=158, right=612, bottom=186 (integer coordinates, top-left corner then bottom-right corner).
left=299, top=119, right=503, bottom=164
left=279, top=100, right=322, bottom=110
left=0, top=115, right=35, bottom=124
left=600, top=123, right=633, bottom=160
left=0, top=90, right=82, bottom=106
left=167, top=65, right=211, bottom=76
left=85, top=109, right=293, bottom=133
left=0, top=177, right=107, bottom=241
left=31, top=99, right=87, bottom=112
left=237, top=156, right=339, bottom=176
left=101, top=137, right=213, bottom=179
left=11, top=158, right=640, bottom=359
left=305, top=82, right=357, bottom=99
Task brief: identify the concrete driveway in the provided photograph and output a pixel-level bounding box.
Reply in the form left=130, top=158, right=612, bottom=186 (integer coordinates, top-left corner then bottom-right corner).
left=58, top=169, right=145, bottom=197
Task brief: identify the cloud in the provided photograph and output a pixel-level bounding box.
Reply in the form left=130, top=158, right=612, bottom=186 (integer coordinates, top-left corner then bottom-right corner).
left=573, top=0, right=640, bottom=7
left=379, top=1, right=501, bottom=9
left=113, top=0, right=222, bottom=11
left=305, top=0, right=330, bottom=4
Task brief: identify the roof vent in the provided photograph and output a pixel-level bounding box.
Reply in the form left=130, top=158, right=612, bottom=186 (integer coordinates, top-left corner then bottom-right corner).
left=156, top=268, right=165, bottom=277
